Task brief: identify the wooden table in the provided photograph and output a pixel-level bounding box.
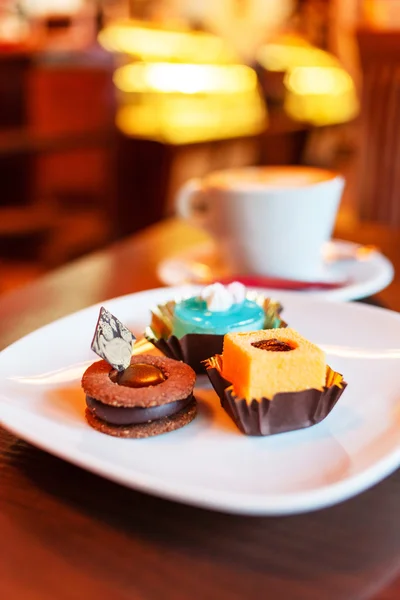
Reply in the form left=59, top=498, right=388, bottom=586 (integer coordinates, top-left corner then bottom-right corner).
left=1, top=218, right=400, bottom=600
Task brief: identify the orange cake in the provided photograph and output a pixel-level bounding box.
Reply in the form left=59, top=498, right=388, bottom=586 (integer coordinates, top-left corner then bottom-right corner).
left=222, top=328, right=326, bottom=400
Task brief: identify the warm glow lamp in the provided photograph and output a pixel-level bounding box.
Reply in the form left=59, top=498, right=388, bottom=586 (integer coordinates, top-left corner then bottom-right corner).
left=257, top=34, right=339, bottom=72
left=98, top=19, right=237, bottom=64
left=113, top=62, right=257, bottom=95
left=284, top=66, right=359, bottom=126
left=257, top=33, right=359, bottom=126
left=99, top=19, right=267, bottom=144
left=114, top=61, right=267, bottom=144
left=20, top=0, right=85, bottom=15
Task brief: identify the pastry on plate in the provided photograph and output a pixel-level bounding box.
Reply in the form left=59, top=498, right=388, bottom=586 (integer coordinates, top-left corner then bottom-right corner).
left=173, top=282, right=266, bottom=336
left=205, top=328, right=346, bottom=436
left=83, top=354, right=196, bottom=438
left=145, top=282, right=285, bottom=372
left=82, top=307, right=196, bottom=438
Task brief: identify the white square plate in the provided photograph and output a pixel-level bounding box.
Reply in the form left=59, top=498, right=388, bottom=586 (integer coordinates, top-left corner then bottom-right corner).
left=1, top=286, right=400, bottom=515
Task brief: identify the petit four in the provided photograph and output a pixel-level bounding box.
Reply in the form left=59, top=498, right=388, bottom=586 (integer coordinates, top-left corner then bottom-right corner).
left=172, top=282, right=265, bottom=337
left=83, top=355, right=196, bottom=438
left=82, top=307, right=196, bottom=438
left=222, top=328, right=326, bottom=400
left=205, top=328, right=346, bottom=436
left=146, top=282, right=285, bottom=372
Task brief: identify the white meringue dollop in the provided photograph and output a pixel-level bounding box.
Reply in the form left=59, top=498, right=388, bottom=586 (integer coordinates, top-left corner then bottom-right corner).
left=200, top=281, right=246, bottom=312
left=227, top=281, right=246, bottom=305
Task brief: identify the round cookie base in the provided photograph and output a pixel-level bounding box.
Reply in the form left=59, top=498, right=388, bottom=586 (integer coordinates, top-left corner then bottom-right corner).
left=85, top=397, right=197, bottom=438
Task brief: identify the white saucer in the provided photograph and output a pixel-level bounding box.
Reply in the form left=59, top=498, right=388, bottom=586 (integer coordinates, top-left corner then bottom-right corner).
left=1, top=286, right=400, bottom=515
left=157, top=240, right=394, bottom=301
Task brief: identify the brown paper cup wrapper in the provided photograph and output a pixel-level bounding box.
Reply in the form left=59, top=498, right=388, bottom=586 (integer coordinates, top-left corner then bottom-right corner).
left=145, top=295, right=286, bottom=374
left=145, top=333, right=226, bottom=373
left=204, top=355, right=347, bottom=436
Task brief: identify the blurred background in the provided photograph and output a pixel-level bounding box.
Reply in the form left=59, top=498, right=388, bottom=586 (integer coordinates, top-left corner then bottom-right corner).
left=0, top=0, right=397, bottom=293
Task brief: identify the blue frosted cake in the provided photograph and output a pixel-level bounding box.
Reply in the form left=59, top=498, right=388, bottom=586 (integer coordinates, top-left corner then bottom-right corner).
left=172, top=282, right=266, bottom=337
left=146, top=282, right=285, bottom=373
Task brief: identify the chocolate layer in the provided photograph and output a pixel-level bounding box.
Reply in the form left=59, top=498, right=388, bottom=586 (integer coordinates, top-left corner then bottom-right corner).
left=205, top=355, right=347, bottom=436
left=85, top=398, right=197, bottom=438
left=86, top=394, right=193, bottom=425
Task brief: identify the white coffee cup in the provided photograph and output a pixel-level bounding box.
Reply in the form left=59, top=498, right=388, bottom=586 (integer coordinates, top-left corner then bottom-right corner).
left=176, top=165, right=345, bottom=280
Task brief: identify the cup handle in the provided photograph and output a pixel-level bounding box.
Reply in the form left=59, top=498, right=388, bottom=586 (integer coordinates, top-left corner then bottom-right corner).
left=175, top=178, right=208, bottom=228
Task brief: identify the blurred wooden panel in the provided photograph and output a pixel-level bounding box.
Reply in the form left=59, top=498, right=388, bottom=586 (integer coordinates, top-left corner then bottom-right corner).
left=27, top=61, right=115, bottom=206
left=27, top=62, right=114, bottom=134
left=0, top=52, right=32, bottom=207
left=260, top=107, right=310, bottom=166
left=357, top=29, right=400, bottom=225
left=0, top=52, right=30, bottom=128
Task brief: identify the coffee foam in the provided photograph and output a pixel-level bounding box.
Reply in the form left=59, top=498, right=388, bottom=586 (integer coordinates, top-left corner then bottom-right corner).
left=206, top=166, right=338, bottom=191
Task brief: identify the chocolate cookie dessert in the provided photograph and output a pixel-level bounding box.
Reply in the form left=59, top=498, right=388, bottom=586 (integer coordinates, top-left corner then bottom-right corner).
left=83, top=354, right=196, bottom=438
left=83, top=306, right=197, bottom=438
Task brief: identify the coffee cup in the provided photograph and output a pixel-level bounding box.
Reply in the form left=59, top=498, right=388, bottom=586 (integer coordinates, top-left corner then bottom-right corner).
left=176, top=166, right=345, bottom=280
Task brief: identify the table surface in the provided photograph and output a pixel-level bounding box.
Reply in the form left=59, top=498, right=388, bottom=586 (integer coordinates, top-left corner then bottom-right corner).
left=1, top=217, right=400, bottom=600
